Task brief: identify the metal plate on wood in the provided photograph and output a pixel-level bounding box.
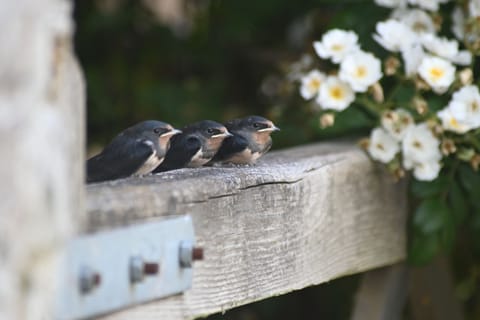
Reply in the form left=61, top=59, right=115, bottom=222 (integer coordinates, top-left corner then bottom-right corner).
left=55, top=215, right=196, bottom=320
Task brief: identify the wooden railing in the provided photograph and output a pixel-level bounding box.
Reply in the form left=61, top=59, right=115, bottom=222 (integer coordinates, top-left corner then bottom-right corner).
left=87, top=142, right=407, bottom=320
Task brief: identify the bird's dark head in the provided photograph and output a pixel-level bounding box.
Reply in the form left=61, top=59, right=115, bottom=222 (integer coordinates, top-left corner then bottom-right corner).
left=244, top=115, right=280, bottom=133
left=227, top=115, right=280, bottom=134
left=184, top=120, right=232, bottom=140
left=130, top=120, right=182, bottom=152
left=184, top=120, right=232, bottom=154
left=227, top=115, right=280, bottom=142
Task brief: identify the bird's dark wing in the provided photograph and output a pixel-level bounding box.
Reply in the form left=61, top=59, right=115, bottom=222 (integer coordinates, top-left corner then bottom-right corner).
left=153, top=134, right=201, bottom=172
left=211, top=134, right=248, bottom=162
left=87, top=136, right=154, bottom=183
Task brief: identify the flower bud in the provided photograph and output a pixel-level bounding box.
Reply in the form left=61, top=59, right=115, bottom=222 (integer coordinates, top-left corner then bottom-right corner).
left=319, top=113, right=335, bottom=128
left=441, top=138, right=456, bottom=156
left=426, top=119, right=443, bottom=135
left=384, top=56, right=400, bottom=76
left=393, top=167, right=405, bottom=180
left=412, top=96, right=428, bottom=115
left=457, top=148, right=475, bottom=161
left=369, top=82, right=384, bottom=103
left=432, top=13, right=443, bottom=31
left=358, top=138, right=370, bottom=150
left=471, top=154, right=480, bottom=171
left=459, top=68, right=473, bottom=85
left=414, top=76, right=430, bottom=91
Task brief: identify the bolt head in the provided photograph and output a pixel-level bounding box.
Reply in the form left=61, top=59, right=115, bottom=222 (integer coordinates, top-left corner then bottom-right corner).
left=79, top=267, right=101, bottom=294
left=130, top=256, right=145, bottom=283
left=130, top=256, right=160, bottom=283
left=179, top=241, right=204, bottom=268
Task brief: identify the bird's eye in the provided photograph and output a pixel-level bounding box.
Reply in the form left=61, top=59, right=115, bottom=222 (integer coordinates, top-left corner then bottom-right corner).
left=153, top=128, right=163, bottom=135
left=253, top=123, right=261, bottom=128
left=207, top=128, right=216, bottom=134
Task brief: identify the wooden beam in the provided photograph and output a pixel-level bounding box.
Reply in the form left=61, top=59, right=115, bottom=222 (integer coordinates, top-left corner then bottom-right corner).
left=86, top=142, right=407, bottom=320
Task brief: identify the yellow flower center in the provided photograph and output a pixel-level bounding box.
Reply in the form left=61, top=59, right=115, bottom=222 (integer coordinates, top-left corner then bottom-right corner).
left=355, top=66, right=367, bottom=78
left=412, top=22, right=427, bottom=33
left=308, top=78, right=321, bottom=92
left=449, top=117, right=460, bottom=128
left=413, top=140, right=422, bottom=149
left=401, top=116, right=411, bottom=125
left=331, top=44, right=344, bottom=52
left=329, top=86, right=344, bottom=100
left=429, top=67, right=444, bottom=81
left=470, top=101, right=479, bottom=112
left=376, top=143, right=385, bottom=151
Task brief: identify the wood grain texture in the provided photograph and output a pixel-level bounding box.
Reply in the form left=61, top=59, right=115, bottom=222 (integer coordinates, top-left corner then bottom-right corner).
left=86, top=142, right=407, bottom=320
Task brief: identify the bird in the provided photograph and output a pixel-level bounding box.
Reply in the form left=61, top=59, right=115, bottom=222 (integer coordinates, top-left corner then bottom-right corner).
left=153, top=120, right=232, bottom=172
left=209, top=115, right=280, bottom=165
left=87, top=120, right=181, bottom=183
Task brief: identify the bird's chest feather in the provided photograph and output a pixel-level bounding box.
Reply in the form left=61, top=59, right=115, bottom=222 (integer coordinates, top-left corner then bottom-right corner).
left=134, top=141, right=163, bottom=175
left=206, top=136, right=225, bottom=153
left=188, top=149, right=211, bottom=167
left=188, top=136, right=224, bottom=167
left=253, top=132, right=272, bottom=149
left=135, top=151, right=162, bottom=175
left=227, top=148, right=261, bottom=164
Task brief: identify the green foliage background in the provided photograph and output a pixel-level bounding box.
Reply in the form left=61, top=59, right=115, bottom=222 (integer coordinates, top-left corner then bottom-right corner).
left=75, top=0, right=480, bottom=318
left=76, top=0, right=386, bottom=149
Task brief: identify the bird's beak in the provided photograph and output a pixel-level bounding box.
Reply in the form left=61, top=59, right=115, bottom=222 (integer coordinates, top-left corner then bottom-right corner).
left=258, top=125, right=280, bottom=132
left=212, top=129, right=233, bottom=138
left=161, top=128, right=182, bottom=137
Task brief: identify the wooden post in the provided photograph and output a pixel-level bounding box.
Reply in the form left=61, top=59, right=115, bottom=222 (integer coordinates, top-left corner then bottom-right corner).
left=0, top=1, right=85, bottom=319
left=351, top=264, right=408, bottom=320
left=409, top=257, right=464, bottom=320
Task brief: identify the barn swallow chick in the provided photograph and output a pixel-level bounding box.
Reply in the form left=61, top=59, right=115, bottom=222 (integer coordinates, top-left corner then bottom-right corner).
left=153, top=120, right=232, bottom=172
left=210, top=115, right=280, bottom=165
left=87, top=120, right=181, bottom=183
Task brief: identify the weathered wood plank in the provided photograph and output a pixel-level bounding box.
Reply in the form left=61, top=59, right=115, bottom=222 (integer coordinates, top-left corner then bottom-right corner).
left=0, top=1, right=84, bottom=319
left=86, top=142, right=407, bottom=320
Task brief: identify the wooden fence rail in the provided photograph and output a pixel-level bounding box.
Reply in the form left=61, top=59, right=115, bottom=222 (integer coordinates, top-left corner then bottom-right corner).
left=87, top=143, right=407, bottom=320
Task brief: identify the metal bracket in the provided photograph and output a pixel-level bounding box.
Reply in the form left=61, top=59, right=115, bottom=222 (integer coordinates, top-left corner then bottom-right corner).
left=55, top=215, right=200, bottom=320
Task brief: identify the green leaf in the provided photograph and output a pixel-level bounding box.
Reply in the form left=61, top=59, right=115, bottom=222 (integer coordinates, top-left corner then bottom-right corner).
left=408, top=232, right=440, bottom=265
left=411, top=176, right=448, bottom=198
left=413, top=198, right=449, bottom=234
left=448, top=180, right=469, bottom=226
left=458, top=164, right=480, bottom=200
left=457, top=148, right=475, bottom=162
left=470, top=210, right=480, bottom=254
left=440, top=211, right=456, bottom=251
left=391, top=83, right=415, bottom=106
left=427, top=95, right=446, bottom=113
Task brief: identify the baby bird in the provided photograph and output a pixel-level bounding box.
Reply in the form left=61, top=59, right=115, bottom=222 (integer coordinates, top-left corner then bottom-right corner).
left=210, top=115, right=280, bottom=165
left=153, top=120, right=232, bottom=172
left=87, top=120, right=181, bottom=183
